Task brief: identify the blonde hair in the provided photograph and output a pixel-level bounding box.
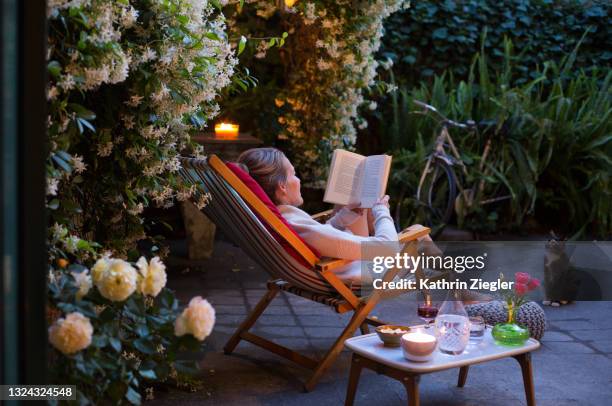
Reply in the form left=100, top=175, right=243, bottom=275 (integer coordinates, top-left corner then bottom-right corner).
left=237, top=148, right=288, bottom=204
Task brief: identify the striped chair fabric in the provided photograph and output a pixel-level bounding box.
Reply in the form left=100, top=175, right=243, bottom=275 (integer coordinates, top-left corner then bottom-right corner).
left=178, top=156, right=362, bottom=295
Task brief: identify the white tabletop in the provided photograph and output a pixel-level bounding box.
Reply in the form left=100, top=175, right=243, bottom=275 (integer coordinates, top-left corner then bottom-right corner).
left=345, top=327, right=540, bottom=373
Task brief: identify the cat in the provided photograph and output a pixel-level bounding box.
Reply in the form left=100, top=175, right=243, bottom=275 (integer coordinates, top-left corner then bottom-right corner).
left=543, top=234, right=580, bottom=306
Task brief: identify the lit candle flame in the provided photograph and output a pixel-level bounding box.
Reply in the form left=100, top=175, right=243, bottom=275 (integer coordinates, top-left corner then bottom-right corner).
left=214, top=122, right=239, bottom=138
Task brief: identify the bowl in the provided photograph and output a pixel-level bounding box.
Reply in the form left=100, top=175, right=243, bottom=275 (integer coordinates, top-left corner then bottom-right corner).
left=375, top=325, right=411, bottom=347
left=401, top=331, right=438, bottom=362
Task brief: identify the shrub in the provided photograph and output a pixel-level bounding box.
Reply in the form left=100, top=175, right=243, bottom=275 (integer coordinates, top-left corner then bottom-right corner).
left=380, top=0, right=611, bottom=86
left=387, top=38, right=612, bottom=237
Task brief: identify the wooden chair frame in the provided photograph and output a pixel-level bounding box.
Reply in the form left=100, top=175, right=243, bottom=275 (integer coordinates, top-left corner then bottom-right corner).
left=202, top=155, right=444, bottom=391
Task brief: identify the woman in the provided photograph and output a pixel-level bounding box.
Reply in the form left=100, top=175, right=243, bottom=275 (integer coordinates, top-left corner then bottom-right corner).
left=237, top=147, right=437, bottom=284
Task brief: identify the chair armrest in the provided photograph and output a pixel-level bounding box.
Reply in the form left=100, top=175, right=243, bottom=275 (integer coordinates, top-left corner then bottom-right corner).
left=398, top=225, right=431, bottom=242
left=311, top=209, right=334, bottom=223
left=314, top=257, right=352, bottom=272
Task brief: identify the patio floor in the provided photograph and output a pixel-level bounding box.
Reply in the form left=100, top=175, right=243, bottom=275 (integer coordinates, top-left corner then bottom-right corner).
left=146, top=237, right=612, bottom=406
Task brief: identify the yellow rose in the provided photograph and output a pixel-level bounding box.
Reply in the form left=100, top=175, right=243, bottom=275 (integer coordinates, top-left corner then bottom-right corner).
left=91, top=256, right=110, bottom=284
left=95, top=259, right=137, bottom=302
left=174, top=296, right=215, bottom=341
left=48, top=312, right=93, bottom=355
left=136, top=256, right=167, bottom=297
left=71, top=270, right=92, bottom=300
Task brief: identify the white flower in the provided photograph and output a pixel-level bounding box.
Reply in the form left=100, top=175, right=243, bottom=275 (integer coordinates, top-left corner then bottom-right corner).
left=135, top=256, right=167, bottom=297
left=47, top=177, right=59, bottom=196
left=71, top=270, right=92, bottom=300
left=97, top=141, right=113, bottom=157
left=174, top=296, right=215, bottom=341
left=47, top=86, right=59, bottom=100
left=141, top=47, right=157, bottom=63
left=121, top=6, right=139, bottom=28
left=95, top=258, right=138, bottom=302
left=48, top=312, right=93, bottom=355
left=64, top=235, right=80, bottom=253
left=125, top=95, right=144, bottom=107
left=387, top=84, right=398, bottom=93
left=71, top=155, right=87, bottom=174
left=51, top=222, right=68, bottom=241
left=368, top=101, right=377, bottom=110
left=58, top=74, right=75, bottom=91
left=127, top=202, right=144, bottom=215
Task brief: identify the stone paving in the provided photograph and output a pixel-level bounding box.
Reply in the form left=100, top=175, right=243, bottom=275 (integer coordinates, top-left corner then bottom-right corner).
left=147, top=239, right=612, bottom=406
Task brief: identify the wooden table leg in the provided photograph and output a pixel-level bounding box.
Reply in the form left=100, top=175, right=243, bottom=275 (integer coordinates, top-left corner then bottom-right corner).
left=513, top=353, right=536, bottom=406
left=402, top=374, right=420, bottom=406
left=345, top=354, right=364, bottom=406
left=457, top=366, right=469, bottom=387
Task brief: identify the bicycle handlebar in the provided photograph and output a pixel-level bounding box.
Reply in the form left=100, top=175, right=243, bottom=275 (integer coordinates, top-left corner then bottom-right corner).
left=412, top=100, right=476, bottom=130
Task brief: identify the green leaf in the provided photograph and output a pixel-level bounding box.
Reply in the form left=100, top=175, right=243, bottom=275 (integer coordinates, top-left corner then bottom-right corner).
left=139, top=369, right=157, bottom=380
left=68, top=103, right=96, bottom=120
left=205, top=32, right=221, bottom=41
left=173, top=360, right=200, bottom=376
left=47, top=199, right=60, bottom=210
left=135, top=325, right=150, bottom=338
left=237, top=35, right=247, bottom=56
left=109, top=337, right=122, bottom=352
left=133, top=338, right=156, bottom=355
left=47, top=61, right=62, bottom=77
left=91, top=335, right=108, bottom=348
left=125, top=386, right=141, bottom=405
left=52, top=153, right=73, bottom=172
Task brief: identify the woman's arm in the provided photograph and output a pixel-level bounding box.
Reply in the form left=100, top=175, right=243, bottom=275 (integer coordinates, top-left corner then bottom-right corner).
left=326, top=206, right=361, bottom=230
left=284, top=197, right=399, bottom=262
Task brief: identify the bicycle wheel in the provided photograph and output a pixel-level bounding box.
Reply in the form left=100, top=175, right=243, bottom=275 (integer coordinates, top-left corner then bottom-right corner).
left=419, top=159, right=457, bottom=237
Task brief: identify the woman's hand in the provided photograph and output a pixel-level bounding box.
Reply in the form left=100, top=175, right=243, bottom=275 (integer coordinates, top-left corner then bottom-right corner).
left=374, top=195, right=390, bottom=209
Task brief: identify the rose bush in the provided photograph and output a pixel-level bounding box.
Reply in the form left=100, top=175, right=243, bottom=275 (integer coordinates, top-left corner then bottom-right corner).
left=48, top=250, right=215, bottom=404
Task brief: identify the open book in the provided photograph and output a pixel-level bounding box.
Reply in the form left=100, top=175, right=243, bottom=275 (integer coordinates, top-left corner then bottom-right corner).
left=323, top=149, right=392, bottom=208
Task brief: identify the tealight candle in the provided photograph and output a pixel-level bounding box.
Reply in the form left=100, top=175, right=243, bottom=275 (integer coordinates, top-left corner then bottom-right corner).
left=401, top=332, right=437, bottom=362
left=214, top=123, right=239, bottom=139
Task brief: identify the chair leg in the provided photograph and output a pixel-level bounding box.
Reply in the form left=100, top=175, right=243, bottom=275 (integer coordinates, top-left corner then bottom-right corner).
left=224, top=285, right=279, bottom=355
left=304, top=300, right=377, bottom=392
left=457, top=366, right=469, bottom=387
left=359, top=322, right=370, bottom=335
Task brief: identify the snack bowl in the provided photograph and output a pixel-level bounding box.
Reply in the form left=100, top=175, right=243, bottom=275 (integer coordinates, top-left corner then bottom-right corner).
left=375, top=325, right=411, bottom=347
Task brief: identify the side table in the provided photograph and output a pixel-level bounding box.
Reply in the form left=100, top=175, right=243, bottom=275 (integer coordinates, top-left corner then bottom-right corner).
left=182, top=132, right=263, bottom=260
left=344, top=328, right=540, bottom=406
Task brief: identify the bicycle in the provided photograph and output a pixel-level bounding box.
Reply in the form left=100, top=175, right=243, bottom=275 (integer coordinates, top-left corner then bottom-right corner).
left=394, top=100, right=513, bottom=238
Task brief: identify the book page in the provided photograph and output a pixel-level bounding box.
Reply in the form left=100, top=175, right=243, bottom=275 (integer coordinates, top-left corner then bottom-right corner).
left=323, top=150, right=365, bottom=206
left=359, top=155, right=392, bottom=208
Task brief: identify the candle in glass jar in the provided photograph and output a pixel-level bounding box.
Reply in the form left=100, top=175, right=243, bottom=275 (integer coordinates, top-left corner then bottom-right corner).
left=401, top=332, right=437, bottom=362
left=214, top=123, right=239, bottom=139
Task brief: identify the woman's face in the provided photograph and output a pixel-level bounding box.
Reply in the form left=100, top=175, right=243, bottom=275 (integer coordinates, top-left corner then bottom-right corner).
left=275, top=157, right=303, bottom=207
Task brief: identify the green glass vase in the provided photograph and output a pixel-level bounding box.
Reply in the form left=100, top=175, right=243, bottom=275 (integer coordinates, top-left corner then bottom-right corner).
left=492, top=302, right=530, bottom=346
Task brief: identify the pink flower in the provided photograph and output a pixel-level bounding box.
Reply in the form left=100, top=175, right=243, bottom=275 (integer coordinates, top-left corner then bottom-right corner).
left=527, top=278, right=540, bottom=290
left=515, top=272, right=530, bottom=284
left=514, top=282, right=528, bottom=296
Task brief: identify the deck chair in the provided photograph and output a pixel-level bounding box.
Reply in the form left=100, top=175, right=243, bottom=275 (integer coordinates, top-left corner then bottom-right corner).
left=179, top=155, right=440, bottom=391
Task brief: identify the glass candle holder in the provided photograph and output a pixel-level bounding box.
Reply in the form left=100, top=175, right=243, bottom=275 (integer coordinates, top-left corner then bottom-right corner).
left=469, top=316, right=485, bottom=340
left=214, top=123, right=239, bottom=139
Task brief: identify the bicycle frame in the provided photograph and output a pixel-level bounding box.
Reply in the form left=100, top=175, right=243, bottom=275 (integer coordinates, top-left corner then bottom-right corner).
left=414, top=102, right=511, bottom=211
